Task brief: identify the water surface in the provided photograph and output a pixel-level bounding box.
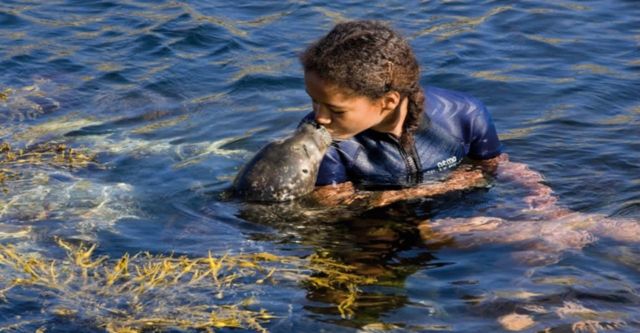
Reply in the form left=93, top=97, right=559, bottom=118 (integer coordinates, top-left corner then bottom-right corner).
left=1, top=1, right=639, bottom=332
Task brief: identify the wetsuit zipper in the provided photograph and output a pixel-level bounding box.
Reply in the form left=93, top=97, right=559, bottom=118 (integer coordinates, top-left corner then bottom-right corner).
left=388, top=134, right=422, bottom=186
left=408, top=142, right=423, bottom=184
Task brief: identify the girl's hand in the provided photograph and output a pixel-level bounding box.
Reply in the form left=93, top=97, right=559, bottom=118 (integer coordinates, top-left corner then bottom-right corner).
left=308, top=166, right=488, bottom=209
left=365, top=167, right=487, bottom=208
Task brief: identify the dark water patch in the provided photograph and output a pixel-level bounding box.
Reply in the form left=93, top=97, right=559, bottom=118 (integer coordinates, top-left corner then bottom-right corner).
left=0, top=10, right=28, bottom=27
left=143, top=79, right=187, bottom=100
left=67, top=0, right=120, bottom=11
left=127, top=33, right=174, bottom=58
left=151, top=12, right=197, bottom=36
left=145, top=44, right=174, bottom=59
left=96, top=71, right=131, bottom=85
left=230, top=73, right=303, bottom=94
left=207, top=36, right=244, bottom=57
left=167, top=25, right=245, bottom=60
left=612, top=200, right=640, bottom=218
left=8, top=53, right=39, bottom=65
left=45, top=58, right=86, bottom=74
left=0, top=59, right=22, bottom=81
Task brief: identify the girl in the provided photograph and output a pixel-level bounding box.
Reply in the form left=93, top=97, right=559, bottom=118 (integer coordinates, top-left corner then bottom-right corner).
left=300, top=20, right=504, bottom=205
left=296, top=20, right=640, bottom=271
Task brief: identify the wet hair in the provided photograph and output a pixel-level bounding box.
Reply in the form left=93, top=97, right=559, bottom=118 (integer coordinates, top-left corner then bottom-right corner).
left=300, top=20, right=425, bottom=149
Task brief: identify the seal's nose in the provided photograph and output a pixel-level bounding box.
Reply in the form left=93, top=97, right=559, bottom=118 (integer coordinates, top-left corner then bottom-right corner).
left=300, top=120, right=331, bottom=146
left=308, top=120, right=321, bottom=129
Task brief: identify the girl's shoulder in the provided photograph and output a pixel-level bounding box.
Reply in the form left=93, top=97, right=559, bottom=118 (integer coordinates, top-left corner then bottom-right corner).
left=424, top=85, right=502, bottom=160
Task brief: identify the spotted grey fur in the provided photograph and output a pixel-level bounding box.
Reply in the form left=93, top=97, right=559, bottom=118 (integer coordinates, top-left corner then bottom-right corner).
left=233, top=122, right=332, bottom=202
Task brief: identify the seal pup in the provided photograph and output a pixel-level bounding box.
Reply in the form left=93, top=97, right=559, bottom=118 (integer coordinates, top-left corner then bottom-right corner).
left=233, top=122, right=332, bottom=202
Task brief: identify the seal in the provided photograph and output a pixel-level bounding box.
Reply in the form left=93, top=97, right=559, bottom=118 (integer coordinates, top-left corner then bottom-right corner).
left=233, top=122, right=332, bottom=202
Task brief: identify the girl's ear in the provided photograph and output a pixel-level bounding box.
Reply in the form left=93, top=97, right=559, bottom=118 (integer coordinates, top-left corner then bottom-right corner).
left=380, top=90, right=401, bottom=113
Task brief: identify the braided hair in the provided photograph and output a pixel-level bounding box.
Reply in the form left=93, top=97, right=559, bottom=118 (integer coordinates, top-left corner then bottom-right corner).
left=300, top=20, right=426, bottom=149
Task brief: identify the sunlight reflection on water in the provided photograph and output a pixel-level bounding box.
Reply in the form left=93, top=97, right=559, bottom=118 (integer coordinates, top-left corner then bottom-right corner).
left=0, top=0, right=639, bottom=332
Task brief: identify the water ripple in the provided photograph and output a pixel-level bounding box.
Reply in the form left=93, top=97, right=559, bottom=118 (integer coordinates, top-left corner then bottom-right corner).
left=0, top=1, right=639, bottom=331
left=414, top=6, right=513, bottom=40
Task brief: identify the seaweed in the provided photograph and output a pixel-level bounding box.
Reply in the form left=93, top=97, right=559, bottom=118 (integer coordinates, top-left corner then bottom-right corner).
left=0, top=88, right=11, bottom=102
left=0, top=240, right=377, bottom=332
left=0, top=142, right=96, bottom=169
left=0, top=141, right=97, bottom=193
left=303, top=251, right=377, bottom=319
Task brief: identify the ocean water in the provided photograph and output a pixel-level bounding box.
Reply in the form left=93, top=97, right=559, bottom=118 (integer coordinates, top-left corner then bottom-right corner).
left=1, top=1, right=639, bottom=332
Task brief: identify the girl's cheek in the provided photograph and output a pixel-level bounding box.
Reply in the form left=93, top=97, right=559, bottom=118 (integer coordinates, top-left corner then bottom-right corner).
left=329, top=115, right=343, bottom=128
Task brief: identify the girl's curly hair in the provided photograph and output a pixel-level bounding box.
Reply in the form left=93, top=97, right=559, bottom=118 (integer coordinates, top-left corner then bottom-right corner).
left=300, top=20, right=425, bottom=149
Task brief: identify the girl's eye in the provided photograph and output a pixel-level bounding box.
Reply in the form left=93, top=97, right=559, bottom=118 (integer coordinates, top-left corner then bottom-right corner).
left=310, top=98, right=344, bottom=114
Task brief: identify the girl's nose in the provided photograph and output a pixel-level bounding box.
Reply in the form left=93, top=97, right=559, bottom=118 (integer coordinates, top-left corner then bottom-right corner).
left=313, top=103, right=331, bottom=126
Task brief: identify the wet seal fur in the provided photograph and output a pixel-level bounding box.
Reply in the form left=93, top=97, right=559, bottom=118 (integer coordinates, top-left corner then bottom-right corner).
left=233, top=122, right=332, bottom=202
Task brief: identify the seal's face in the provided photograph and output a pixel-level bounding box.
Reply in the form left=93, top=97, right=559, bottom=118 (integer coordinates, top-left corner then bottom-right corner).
left=233, top=122, right=331, bottom=202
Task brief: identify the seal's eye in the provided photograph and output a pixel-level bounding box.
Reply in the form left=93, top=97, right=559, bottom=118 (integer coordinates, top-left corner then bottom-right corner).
left=302, top=169, right=309, bottom=174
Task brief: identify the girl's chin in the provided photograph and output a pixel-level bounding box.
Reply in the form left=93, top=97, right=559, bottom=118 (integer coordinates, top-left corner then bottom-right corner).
left=326, top=128, right=358, bottom=141
left=329, top=133, right=353, bottom=141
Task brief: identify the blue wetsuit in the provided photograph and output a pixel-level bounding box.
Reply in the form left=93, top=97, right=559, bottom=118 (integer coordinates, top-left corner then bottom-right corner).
left=302, top=86, right=502, bottom=188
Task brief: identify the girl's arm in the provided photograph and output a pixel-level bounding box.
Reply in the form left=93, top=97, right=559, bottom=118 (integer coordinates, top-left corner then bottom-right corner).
left=308, top=166, right=488, bottom=208
left=473, top=153, right=570, bottom=217
left=310, top=153, right=570, bottom=218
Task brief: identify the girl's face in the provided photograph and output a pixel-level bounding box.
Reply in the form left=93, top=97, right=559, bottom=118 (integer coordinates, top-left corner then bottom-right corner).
left=304, top=71, right=396, bottom=140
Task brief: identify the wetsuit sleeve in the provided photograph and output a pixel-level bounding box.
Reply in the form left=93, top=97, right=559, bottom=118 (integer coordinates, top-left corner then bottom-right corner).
left=467, top=101, right=502, bottom=160
left=315, top=145, right=349, bottom=186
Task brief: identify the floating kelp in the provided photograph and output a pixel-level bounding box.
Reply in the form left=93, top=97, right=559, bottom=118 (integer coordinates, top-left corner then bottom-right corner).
left=0, top=142, right=96, bottom=169
left=0, top=141, right=97, bottom=194
left=0, top=240, right=377, bottom=332
left=303, top=251, right=377, bottom=319
left=0, top=88, right=10, bottom=102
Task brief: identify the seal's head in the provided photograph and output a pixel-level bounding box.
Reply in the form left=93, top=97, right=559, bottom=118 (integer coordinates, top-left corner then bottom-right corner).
left=233, top=122, right=332, bottom=202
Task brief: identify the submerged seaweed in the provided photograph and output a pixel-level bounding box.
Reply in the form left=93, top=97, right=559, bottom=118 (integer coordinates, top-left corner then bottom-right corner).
left=0, top=141, right=97, bottom=192
left=0, top=239, right=377, bottom=332
left=0, top=141, right=96, bottom=169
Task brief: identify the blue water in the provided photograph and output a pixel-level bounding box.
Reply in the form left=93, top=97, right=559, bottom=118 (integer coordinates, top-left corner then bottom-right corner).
left=1, top=1, right=639, bottom=332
